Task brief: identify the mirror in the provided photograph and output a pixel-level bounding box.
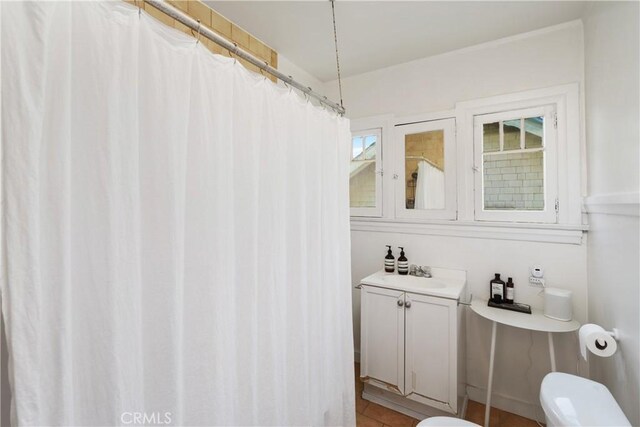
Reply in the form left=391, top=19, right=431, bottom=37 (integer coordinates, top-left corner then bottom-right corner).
left=404, top=130, right=445, bottom=210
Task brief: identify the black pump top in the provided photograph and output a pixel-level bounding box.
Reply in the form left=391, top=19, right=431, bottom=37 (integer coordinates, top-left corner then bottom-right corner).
left=386, top=245, right=394, bottom=258
left=398, top=247, right=406, bottom=260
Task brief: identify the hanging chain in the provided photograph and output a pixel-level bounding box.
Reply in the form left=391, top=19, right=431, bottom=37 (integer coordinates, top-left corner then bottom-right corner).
left=330, top=0, right=344, bottom=109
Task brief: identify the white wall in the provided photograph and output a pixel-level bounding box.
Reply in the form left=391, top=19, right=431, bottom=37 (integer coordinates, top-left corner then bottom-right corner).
left=583, top=3, right=639, bottom=197
left=352, top=232, right=587, bottom=420
left=277, top=54, right=324, bottom=98
left=323, top=21, right=584, bottom=120
left=326, top=23, right=587, bottom=421
left=583, top=2, right=640, bottom=425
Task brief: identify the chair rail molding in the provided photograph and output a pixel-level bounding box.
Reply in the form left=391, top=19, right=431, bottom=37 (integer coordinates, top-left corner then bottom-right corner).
left=584, top=192, right=640, bottom=217
left=350, top=218, right=586, bottom=245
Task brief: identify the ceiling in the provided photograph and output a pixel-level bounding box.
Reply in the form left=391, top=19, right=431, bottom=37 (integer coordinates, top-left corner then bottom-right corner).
left=206, top=1, right=587, bottom=82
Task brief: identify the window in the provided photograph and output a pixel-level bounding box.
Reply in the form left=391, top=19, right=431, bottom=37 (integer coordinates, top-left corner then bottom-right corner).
left=350, top=128, right=382, bottom=216
left=395, top=118, right=457, bottom=220
left=473, top=105, right=557, bottom=223
left=349, top=84, right=582, bottom=243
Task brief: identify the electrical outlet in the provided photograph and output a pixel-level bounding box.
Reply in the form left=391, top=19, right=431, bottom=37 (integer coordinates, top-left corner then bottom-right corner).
left=529, top=276, right=545, bottom=287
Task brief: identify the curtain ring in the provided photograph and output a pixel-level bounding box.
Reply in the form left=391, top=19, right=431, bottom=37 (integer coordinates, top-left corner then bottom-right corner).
left=228, top=43, right=238, bottom=64
left=259, top=64, right=267, bottom=81
left=195, top=20, right=201, bottom=45
left=137, top=0, right=142, bottom=18
left=285, top=76, right=293, bottom=94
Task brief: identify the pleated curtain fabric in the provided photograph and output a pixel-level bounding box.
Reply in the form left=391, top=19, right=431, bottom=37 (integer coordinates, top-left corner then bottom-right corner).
left=1, top=2, right=355, bottom=425
left=415, top=161, right=445, bottom=210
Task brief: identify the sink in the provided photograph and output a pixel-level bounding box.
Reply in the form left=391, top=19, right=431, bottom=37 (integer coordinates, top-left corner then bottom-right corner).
left=360, top=268, right=466, bottom=300
left=383, top=274, right=446, bottom=289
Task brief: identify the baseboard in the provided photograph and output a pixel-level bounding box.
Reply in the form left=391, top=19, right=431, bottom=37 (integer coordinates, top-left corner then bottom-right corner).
left=362, top=384, right=465, bottom=420
left=466, top=385, right=545, bottom=422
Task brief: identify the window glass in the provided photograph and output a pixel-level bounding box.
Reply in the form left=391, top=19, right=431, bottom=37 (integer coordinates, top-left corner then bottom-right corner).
left=350, top=133, right=378, bottom=209
left=503, top=119, right=521, bottom=150
left=352, top=136, right=363, bottom=159
left=483, top=122, right=500, bottom=153
left=364, top=135, right=376, bottom=160
left=482, top=115, right=545, bottom=211
left=524, top=117, right=543, bottom=149
left=483, top=151, right=544, bottom=211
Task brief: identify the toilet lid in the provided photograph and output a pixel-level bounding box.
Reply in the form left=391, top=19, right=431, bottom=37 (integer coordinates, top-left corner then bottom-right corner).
left=540, top=373, right=630, bottom=426
left=417, top=417, right=480, bottom=427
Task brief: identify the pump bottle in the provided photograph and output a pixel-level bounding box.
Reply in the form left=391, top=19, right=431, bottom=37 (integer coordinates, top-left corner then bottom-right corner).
left=384, top=245, right=395, bottom=273
left=397, top=247, right=409, bottom=275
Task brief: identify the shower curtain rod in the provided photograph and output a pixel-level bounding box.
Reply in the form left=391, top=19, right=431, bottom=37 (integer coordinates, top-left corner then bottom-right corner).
left=144, top=0, right=346, bottom=116
left=406, top=155, right=443, bottom=171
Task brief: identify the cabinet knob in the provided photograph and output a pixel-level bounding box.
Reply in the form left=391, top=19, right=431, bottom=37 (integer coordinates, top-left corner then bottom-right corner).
left=397, top=299, right=404, bottom=307
left=405, top=301, right=412, bottom=308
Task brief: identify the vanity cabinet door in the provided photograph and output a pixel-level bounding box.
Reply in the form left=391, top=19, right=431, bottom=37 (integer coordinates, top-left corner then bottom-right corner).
left=360, top=285, right=405, bottom=395
left=404, top=292, right=457, bottom=412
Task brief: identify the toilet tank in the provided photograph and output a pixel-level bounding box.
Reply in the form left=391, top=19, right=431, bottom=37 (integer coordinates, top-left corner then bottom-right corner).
left=540, top=373, right=630, bottom=427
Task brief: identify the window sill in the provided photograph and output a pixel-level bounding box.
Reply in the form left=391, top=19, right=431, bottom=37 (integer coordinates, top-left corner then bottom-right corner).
left=349, top=217, right=588, bottom=245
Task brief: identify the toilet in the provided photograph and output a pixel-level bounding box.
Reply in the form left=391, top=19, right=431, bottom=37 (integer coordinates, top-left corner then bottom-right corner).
left=540, top=372, right=631, bottom=426
left=416, top=417, right=479, bottom=426
left=419, top=372, right=631, bottom=427
left=418, top=372, right=631, bottom=427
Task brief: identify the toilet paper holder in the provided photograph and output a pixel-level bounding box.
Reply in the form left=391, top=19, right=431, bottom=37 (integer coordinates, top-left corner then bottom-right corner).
left=580, top=324, right=620, bottom=359
left=599, top=328, right=620, bottom=343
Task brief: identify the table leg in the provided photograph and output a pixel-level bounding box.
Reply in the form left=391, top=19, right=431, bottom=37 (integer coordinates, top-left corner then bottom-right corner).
left=485, top=321, right=497, bottom=427
left=548, top=332, right=556, bottom=372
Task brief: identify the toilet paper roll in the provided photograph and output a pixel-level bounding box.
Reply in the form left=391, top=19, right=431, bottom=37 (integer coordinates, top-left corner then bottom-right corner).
left=579, top=323, right=617, bottom=359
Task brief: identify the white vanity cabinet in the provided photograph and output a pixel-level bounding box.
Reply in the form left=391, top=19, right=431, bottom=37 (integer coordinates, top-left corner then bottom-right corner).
left=359, top=269, right=466, bottom=418
left=403, top=292, right=457, bottom=409
left=360, top=286, right=406, bottom=395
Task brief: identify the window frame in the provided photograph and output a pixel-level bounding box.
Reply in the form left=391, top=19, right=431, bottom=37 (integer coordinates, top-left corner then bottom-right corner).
left=349, top=84, right=585, bottom=244
left=473, top=105, right=558, bottom=223
left=349, top=127, right=383, bottom=217
left=394, top=118, right=457, bottom=221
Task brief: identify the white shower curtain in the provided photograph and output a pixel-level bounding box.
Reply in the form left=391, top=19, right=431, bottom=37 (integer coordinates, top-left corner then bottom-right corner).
left=414, top=160, right=445, bottom=210
left=1, top=2, right=355, bottom=426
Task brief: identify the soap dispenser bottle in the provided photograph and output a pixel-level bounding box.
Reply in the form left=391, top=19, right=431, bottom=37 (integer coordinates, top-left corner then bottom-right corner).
left=505, top=277, right=514, bottom=304
left=384, top=245, right=395, bottom=273
left=397, top=247, right=409, bottom=275
left=490, top=273, right=505, bottom=303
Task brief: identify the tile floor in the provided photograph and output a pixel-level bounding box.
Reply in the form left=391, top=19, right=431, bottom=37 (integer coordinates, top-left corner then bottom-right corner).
left=354, top=363, right=542, bottom=427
